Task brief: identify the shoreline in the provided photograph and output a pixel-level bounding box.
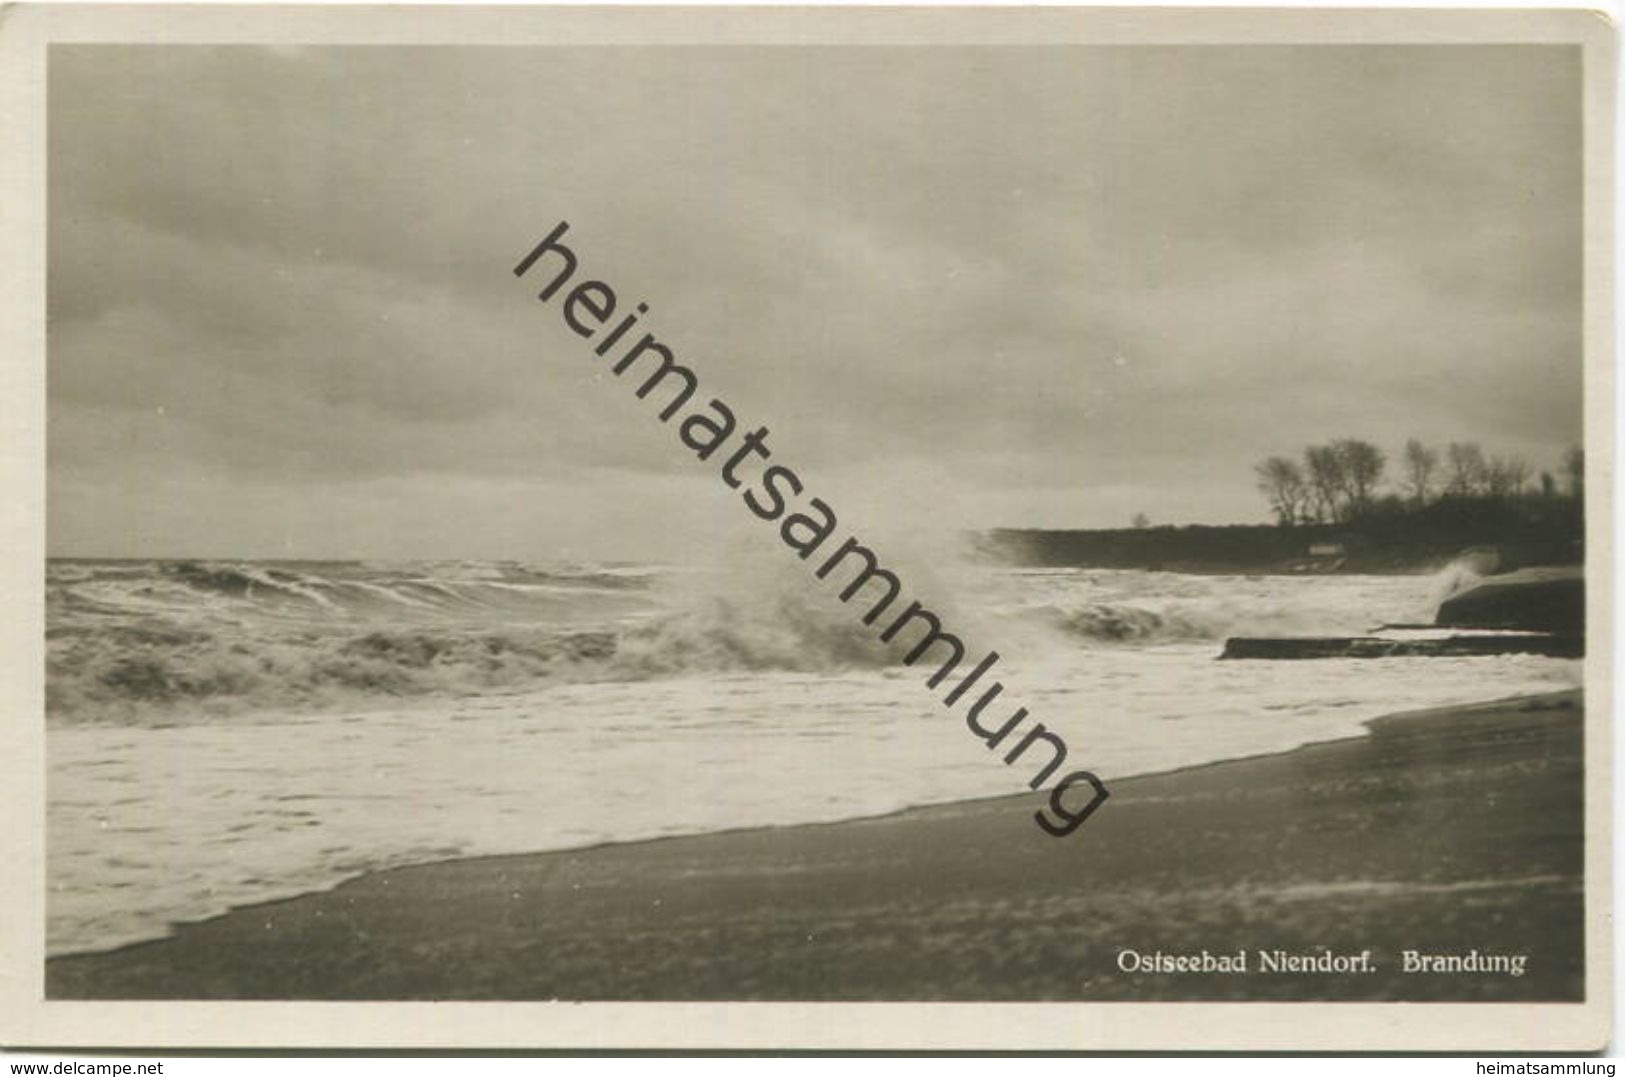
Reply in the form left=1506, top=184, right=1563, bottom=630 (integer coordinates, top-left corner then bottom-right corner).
left=47, top=689, right=1584, bottom=1001
left=43, top=685, right=1566, bottom=962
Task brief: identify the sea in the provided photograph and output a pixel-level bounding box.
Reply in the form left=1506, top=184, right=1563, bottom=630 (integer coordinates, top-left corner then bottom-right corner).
left=45, top=555, right=1581, bottom=957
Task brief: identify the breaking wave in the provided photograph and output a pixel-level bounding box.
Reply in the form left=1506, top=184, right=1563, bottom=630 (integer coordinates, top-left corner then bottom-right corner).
left=46, top=558, right=920, bottom=723
left=53, top=558, right=655, bottom=623
left=46, top=558, right=1451, bottom=723
left=609, top=594, right=905, bottom=678
left=1020, top=590, right=1391, bottom=646
left=1038, top=603, right=1219, bottom=643
left=47, top=624, right=623, bottom=724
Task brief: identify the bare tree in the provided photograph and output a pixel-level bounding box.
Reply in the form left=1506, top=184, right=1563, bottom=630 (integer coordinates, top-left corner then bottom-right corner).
left=1506, top=456, right=1531, bottom=496
left=1445, top=441, right=1487, bottom=496
left=1484, top=455, right=1530, bottom=499
left=1254, top=457, right=1308, bottom=526
left=1131, top=512, right=1151, bottom=529
left=1402, top=438, right=1439, bottom=504
left=1333, top=438, right=1385, bottom=513
left=1304, top=445, right=1346, bottom=523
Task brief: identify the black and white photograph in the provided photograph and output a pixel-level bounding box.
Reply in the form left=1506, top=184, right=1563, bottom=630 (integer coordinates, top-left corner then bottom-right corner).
left=0, top=3, right=1614, bottom=1053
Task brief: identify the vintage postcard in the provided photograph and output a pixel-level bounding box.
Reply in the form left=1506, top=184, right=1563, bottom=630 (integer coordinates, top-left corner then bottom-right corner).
left=0, top=2, right=1614, bottom=1053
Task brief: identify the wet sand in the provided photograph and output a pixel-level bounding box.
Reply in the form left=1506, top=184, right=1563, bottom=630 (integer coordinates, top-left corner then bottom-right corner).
left=47, top=691, right=1584, bottom=1001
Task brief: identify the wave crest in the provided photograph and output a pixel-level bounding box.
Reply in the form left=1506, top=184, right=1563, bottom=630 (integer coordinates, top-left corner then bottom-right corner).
left=46, top=625, right=618, bottom=723
left=1041, top=603, right=1211, bottom=643
left=610, top=595, right=902, bottom=678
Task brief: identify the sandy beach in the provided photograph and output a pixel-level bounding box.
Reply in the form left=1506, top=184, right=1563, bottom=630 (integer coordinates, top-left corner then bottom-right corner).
left=46, top=690, right=1583, bottom=1002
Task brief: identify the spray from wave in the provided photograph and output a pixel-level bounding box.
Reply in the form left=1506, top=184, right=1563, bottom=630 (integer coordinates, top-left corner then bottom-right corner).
left=1425, top=551, right=1495, bottom=615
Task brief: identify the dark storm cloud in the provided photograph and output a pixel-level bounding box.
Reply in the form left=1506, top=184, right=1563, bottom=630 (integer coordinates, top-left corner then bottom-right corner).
left=47, top=45, right=1581, bottom=557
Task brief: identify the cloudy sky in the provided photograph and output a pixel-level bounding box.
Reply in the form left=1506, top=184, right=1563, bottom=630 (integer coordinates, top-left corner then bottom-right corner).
left=48, top=45, right=1581, bottom=561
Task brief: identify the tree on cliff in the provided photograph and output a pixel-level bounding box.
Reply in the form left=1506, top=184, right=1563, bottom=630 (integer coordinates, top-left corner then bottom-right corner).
left=1402, top=438, right=1440, bottom=504
left=1255, top=437, right=1572, bottom=525
left=1484, top=455, right=1531, bottom=499
left=1254, top=456, right=1309, bottom=526
left=1304, top=445, right=1346, bottom=523
left=1445, top=441, right=1488, bottom=496
left=1333, top=438, right=1386, bottom=513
